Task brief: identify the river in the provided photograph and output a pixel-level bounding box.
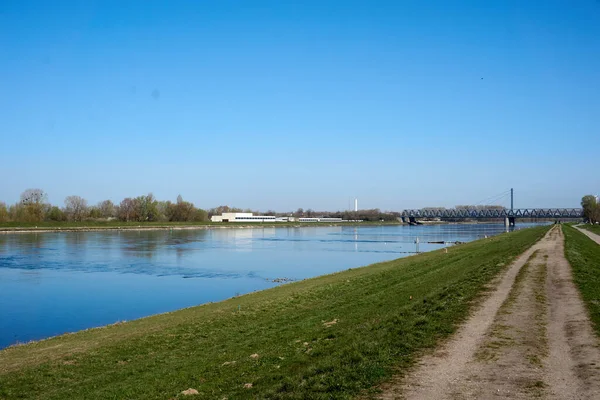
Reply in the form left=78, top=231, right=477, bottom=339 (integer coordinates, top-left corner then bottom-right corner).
left=0, top=223, right=544, bottom=348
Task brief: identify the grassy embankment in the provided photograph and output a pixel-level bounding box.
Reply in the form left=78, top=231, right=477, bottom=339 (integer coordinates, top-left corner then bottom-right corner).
left=0, top=226, right=549, bottom=400
left=562, top=224, right=600, bottom=336
left=578, top=224, right=600, bottom=236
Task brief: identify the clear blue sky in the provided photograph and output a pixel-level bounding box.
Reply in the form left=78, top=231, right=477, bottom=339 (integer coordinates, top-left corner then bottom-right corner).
left=1, top=1, right=598, bottom=211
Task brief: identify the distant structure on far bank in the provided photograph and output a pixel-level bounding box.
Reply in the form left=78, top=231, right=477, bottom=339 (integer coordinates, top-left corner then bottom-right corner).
left=211, top=212, right=357, bottom=223
left=211, top=213, right=284, bottom=222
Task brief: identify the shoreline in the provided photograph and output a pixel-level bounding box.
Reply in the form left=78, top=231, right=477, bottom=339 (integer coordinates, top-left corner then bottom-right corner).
left=0, top=220, right=546, bottom=234
left=0, top=222, right=406, bottom=234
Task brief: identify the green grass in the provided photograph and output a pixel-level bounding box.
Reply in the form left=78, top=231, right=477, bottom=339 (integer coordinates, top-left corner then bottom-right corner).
left=0, top=226, right=549, bottom=400
left=579, top=224, right=600, bottom=236
left=562, top=224, right=600, bottom=337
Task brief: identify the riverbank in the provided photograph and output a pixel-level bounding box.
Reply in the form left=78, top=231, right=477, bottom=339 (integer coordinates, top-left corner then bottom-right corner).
left=0, top=221, right=405, bottom=234
left=0, top=225, right=549, bottom=399
left=0, top=220, right=539, bottom=234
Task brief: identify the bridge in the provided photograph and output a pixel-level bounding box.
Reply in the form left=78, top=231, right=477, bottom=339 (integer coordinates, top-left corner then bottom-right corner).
left=400, top=189, right=583, bottom=226
left=400, top=208, right=583, bottom=219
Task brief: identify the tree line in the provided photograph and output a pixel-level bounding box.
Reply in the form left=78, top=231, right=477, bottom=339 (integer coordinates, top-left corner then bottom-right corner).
left=0, top=189, right=404, bottom=224
left=0, top=189, right=209, bottom=223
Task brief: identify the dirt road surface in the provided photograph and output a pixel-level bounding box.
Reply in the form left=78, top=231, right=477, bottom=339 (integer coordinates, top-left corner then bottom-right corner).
left=575, top=226, right=600, bottom=245
left=379, top=226, right=600, bottom=399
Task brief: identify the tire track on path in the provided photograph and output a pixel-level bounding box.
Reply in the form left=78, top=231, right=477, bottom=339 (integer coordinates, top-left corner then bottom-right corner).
left=377, top=226, right=600, bottom=399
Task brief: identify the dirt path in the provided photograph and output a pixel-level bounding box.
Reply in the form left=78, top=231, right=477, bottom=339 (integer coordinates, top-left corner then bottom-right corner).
left=378, top=226, right=600, bottom=399
left=575, top=226, right=600, bottom=245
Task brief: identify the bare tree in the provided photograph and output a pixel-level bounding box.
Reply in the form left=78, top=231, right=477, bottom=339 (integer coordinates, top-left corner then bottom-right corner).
left=19, top=188, right=47, bottom=222
left=64, top=196, right=88, bottom=222
left=118, top=198, right=137, bottom=222
left=20, top=188, right=47, bottom=205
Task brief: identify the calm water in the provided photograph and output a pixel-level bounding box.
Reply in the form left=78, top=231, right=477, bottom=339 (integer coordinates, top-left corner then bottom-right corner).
left=0, top=223, right=542, bottom=348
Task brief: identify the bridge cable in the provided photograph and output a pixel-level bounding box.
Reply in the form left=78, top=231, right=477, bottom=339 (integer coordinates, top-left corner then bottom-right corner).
left=472, top=190, right=510, bottom=205
left=472, top=190, right=512, bottom=208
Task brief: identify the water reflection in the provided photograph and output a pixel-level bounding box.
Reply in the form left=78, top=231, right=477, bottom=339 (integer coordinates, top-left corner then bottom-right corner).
left=0, top=224, right=533, bottom=278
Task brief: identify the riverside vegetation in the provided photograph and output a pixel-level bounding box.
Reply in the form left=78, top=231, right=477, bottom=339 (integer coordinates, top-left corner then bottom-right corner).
left=0, top=189, right=402, bottom=226
left=0, top=226, right=550, bottom=399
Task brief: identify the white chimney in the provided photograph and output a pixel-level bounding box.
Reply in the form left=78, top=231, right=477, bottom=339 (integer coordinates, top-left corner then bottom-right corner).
left=354, top=198, right=358, bottom=212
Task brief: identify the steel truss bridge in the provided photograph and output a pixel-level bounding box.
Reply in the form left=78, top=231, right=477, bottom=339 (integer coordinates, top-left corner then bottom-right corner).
left=400, top=208, right=583, bottom=219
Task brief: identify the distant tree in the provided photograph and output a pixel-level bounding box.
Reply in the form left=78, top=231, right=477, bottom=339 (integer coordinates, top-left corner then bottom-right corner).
left=88, top=207, right=102, bottom=219
left=46, top=206, right=66, bottom=221
left=64, top=195, right=88, bottom=221
left=0, top=202, right=8, bottom=222
left=582, top=195, right=598, bottom=224
left=8, top=204, right=19, bottom=221
left=209, top=205, right=243, bottom=217
left=98, top=200, right=116, bottom=219
left=210, top=205, right=228, bottom=216
left=134, top=193, right=159, bottom=221
left=193, top=208, right=208, bottom=222
left=424, top=207, right=447, bottom=211
left=19, top=188, right=47, bottom=222
left=20, top=188, right=47, bottom=205
left=155, top=201, right=170, bottom=222
left=166, top=195, right=200, bottom=221
left=455, top=205, right=505, bottom=211
left=118, top=198, right=138, bottom=222
left=294, top=208, right=304, bottom=217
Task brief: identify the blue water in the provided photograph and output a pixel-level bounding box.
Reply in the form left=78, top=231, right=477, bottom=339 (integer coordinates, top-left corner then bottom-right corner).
left=0, top=223, right=542, bottom=348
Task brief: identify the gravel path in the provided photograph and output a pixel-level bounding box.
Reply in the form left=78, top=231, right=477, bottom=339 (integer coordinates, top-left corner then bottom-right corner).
left=378, top=226, right=600, bottom=399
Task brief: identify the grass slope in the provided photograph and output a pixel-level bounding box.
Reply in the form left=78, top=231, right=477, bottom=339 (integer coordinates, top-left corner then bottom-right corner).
left=0, top=226, right=549, bottom=400
left=562, top=225, right=600, bottom=337
left=579, top=224, right=600, bottom=236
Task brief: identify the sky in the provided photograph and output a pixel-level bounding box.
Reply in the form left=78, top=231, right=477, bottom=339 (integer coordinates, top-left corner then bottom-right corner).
left=1, top=0, right=599, bottom=211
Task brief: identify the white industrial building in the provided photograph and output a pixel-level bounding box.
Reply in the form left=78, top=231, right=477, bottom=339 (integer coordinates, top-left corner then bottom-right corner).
left=211, top=213, right=355, bottom=223
left=211, top=213, right=293, bottom=223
